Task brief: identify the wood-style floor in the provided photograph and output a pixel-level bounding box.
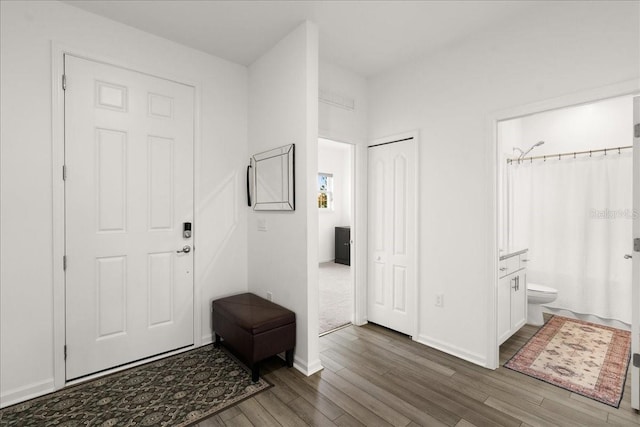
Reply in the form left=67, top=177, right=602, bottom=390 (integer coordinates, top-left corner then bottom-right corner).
left=197, top=321, right=640, bottom=427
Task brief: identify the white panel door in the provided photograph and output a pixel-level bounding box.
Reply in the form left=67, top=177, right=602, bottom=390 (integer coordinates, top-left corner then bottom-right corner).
left=64, top=55, right=195, bottom=380
left=367, top=139, right=416, bottom=335
left=632, top=96, right=640, bottom=410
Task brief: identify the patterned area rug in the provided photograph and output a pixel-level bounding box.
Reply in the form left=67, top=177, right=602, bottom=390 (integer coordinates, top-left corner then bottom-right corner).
left=505, top=316, right=631, bottom=407
left=0, top=345, right=270, bottom=426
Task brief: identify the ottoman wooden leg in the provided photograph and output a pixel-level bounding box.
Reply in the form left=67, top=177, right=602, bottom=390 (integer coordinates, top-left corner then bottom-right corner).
left=214, top=333, right=221, bottom=348
left=285, top=349, right=294, bottom=368
left=251, top=364, right=260, bottom=382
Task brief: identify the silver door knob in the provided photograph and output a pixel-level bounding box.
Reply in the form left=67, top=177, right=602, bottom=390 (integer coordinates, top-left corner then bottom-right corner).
left=624, top=254, right=633, bottom=259
left=177, top=245, right=191, bottom=254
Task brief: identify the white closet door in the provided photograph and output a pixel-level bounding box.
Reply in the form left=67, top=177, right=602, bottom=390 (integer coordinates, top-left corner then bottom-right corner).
left=367, top=138, right=417, bottom=336
left=64, top=55, right=195, bottom=380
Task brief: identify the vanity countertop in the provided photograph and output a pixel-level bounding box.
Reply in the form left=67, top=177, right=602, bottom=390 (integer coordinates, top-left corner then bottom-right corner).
left=499, top=248, right=528, bottom=261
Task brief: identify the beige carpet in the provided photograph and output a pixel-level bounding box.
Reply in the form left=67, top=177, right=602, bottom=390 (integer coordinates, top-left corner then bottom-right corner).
left=319, top=262, right=353, bottom=334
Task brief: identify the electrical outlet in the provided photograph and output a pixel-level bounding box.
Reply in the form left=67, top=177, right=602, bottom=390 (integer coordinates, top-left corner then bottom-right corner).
left=258, top=218, right=268, bottom=232
left=435, top=294, right=444, bottom=307
left=266, top=291, right=273, bottom=301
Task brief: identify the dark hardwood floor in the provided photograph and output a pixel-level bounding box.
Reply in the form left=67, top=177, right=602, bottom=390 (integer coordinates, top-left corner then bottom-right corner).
left=197, top=321, right=640, bottom=426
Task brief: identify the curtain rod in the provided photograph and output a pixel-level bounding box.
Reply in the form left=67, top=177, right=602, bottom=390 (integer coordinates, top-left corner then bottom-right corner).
left=507, top=145, right=633, bottom=164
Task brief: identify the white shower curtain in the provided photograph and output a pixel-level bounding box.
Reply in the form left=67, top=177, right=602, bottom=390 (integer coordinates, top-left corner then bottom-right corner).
left=508, top=152, right=633, bottom=324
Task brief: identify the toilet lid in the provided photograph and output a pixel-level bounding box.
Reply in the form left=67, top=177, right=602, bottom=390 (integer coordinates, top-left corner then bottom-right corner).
left=528, top=283, right=557, bottom=294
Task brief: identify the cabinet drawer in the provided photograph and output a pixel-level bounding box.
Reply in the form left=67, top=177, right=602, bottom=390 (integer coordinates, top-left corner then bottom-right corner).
left=499, top=259, right=509, bottom=278
left=499, top=255, right=521, bottom=277
left=506, top=256, right=520, bottom=273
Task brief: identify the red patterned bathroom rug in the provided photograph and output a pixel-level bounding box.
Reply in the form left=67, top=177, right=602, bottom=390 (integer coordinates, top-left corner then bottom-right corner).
left=504, top=315, right=631, bottom=407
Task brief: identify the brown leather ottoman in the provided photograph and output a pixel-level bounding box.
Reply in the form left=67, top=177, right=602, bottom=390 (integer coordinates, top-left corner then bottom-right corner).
left=212, top=293, right=295, bottom=382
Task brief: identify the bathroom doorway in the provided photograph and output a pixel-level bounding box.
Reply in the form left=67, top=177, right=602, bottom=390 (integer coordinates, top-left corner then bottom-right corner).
left=318, top=138, right=355, bottom=335
left=497, top=94, right=635, bottom=332
left=492, top=88, right=640, bottom=401
left=488, top=87, right=640, bottom=383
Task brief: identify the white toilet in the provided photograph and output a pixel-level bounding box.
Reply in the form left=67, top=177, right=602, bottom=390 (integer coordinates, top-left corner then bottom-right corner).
left=527, top=283, right=558, bottom=326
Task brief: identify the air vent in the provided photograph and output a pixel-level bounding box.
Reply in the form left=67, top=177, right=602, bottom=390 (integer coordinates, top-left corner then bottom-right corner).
left=319, top=88, right=355, bottom=111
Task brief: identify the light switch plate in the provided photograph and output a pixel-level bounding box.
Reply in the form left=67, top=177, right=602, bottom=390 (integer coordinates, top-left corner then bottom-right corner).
left=258, top=218, right=267, bottom=232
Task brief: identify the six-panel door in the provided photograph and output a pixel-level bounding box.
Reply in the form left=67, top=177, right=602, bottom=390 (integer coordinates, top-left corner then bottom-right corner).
left=64, top=55, right=195, bottom=380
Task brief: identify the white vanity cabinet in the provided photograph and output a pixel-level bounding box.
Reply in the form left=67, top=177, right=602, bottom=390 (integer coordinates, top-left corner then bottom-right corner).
left=497, top=250, right=528, bottom=345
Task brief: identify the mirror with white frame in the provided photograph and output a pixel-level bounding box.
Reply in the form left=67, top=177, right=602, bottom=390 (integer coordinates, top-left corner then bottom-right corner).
left=252, top=144, right=295, bottom=211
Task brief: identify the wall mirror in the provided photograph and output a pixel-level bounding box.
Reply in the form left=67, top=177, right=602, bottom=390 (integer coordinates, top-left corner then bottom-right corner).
left=251, top=144, right=295, bottom=211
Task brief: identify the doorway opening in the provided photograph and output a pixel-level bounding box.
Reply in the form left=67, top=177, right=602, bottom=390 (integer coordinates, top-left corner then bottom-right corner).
left=494, top=93, right=638, bottom=406
left=318, top=138, right=355, bottom=335
left=497, top=94, right=634, bottom=334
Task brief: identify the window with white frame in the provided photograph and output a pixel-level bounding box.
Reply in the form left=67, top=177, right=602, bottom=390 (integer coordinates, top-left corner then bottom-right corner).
left=317, top=173, right=334, bottom=210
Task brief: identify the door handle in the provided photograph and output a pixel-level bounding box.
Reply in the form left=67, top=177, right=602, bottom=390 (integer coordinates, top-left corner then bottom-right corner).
left=177, top=245, right=191, bottom=254
left=624, top=254, right=633, bottom=259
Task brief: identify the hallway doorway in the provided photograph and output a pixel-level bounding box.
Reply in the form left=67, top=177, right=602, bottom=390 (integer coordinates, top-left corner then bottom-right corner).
left=318, top=138, right=354, bottom=335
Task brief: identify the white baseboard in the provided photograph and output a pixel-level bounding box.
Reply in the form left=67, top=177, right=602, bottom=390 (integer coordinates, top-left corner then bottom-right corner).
left=416, top=334, right=488, bottom=368
left=353, top=318, right=368, bottom=327
left=293, top=357, right=323, bottom=376
left=201, top=333, right=213, bottom=345
left=1, top=379, right=55, bottom=409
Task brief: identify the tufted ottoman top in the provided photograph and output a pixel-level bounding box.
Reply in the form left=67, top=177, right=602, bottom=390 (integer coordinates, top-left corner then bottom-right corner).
left=212, top=293, right=295, bottom=335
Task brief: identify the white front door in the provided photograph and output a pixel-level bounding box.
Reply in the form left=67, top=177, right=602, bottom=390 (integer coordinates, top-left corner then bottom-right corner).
left=632, top=96, right=640, bottom=409
left=64, top=55, right=195, bottom=380
left=367, top=138, right=416, bottom=336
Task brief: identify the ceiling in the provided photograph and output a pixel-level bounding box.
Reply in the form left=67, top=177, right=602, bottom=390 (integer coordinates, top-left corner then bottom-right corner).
left=65, top=0, right=540, bottom=77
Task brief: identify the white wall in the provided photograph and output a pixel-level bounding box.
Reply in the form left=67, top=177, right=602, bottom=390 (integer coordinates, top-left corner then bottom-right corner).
left=318, top=139, right=352, bottom=263
left=367, top=1, right=640, bottom=366
left=0, top=0, right=249, bottom=405
left=247, top=22, right=321, bottom=375
left=319, top=61, right=368, bottom=145
left=504, top=95, right=634, bottom=157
